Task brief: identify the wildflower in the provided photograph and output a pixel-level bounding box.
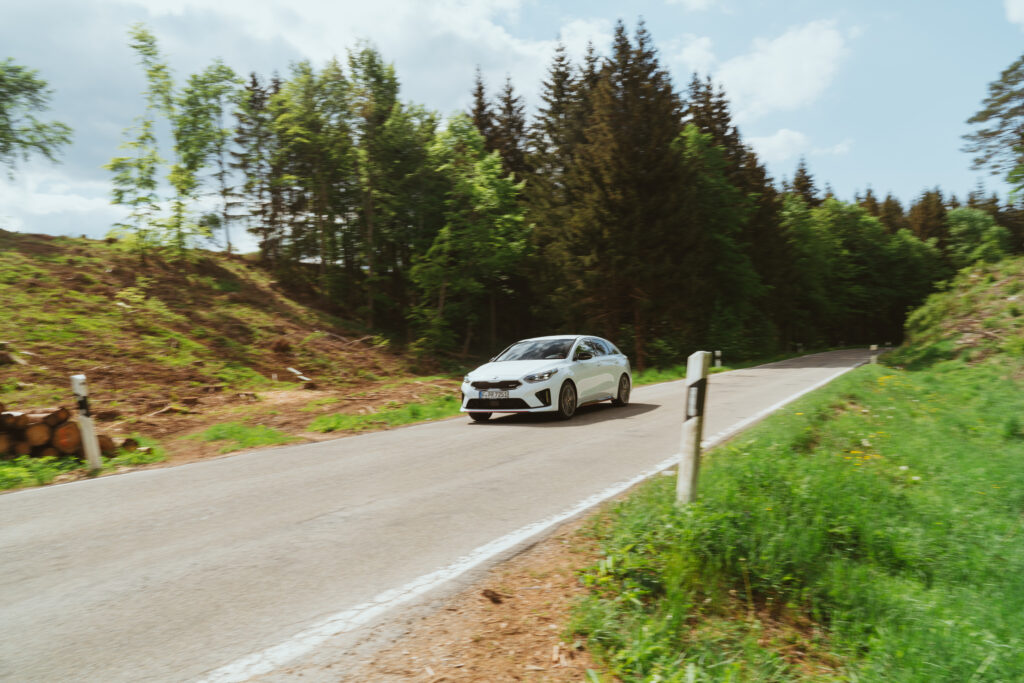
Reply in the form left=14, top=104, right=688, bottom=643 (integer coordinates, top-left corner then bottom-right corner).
left=795, top=412, right=804, bottom=415
left=899, top=465, right=909, bottom=471
left=911, top=476, right=921, bottom=481
left=850, top=450, right=863, bottom=454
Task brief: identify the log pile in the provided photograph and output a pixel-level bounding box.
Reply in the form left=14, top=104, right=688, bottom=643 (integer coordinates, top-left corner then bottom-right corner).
left=0, top=402, right=128, bottom=459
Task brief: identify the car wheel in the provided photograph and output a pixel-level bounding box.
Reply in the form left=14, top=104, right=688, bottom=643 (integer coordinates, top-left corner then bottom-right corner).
left=469, top=412, right=492, bottom=422
left=611, top=374, right=631, bottom=406
left=556, top=381, right=577, bottom=420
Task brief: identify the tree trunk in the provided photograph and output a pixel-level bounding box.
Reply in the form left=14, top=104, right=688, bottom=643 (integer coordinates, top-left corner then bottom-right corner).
left=634, top=305, right=647, bottom=373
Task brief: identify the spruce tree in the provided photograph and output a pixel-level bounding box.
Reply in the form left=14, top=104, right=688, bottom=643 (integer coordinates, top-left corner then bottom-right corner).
left=492, top=75, right=530, bottom=180
left=878, top=193, right=908, bottom=233
left=563, top=20, right=685, bottom=369
left=791, top=158, right=821, bottom=207
left=907, top=188, right=947, bottom=243
left=469, top=67, right=497, bottom=151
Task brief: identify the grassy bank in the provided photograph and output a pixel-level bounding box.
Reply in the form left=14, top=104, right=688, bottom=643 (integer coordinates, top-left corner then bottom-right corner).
left=571, top=358, right=1024, bottom=681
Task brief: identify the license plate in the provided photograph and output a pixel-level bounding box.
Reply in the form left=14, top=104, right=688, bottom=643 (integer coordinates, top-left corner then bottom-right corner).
left=480, top=390, right=509, bottom=399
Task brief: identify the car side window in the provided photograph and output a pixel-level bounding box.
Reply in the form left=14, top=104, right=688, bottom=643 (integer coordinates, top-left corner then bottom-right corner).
left=574, top=339, right=595, bottom=360
left=590, top=338, right=613, bottom=356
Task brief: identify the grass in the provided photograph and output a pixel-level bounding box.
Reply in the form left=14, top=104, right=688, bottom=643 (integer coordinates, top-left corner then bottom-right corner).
left=570, top=359, right=1024, bottom=681
left=190, top=422, right=297, bottom=453
left=309, top=394, right=462, bottom=433
left=0, top=435, right=167, bottom=491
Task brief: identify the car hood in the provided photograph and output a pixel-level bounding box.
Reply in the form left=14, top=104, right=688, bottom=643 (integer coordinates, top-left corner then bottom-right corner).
left=467, top=360, right=562, bottom=380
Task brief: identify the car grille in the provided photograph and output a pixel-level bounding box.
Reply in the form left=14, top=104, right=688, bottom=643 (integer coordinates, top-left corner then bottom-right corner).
left=465, top=398, right=530, bottom=410
left=471, top=380, right=521, bottom=390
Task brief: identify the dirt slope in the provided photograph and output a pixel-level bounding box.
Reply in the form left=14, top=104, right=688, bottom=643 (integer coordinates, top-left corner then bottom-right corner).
left=0, top=230, right=458, bottom=465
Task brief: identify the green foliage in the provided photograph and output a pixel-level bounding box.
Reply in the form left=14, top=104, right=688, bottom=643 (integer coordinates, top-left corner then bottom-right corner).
left=309, top=394, right=460, bottom=432
left=891, top=257, right=1024, bottom=367
left=190, top=422, right=296, bottom=453
left=572, top=362, right=1024, bottom=681
left=0, top=58, right=72, bottom=173
left=964, top=51, right=1024, bottom=198
left=410, top=114, right=526, bottom=352
left=945, top=207, right=1011, bottom=268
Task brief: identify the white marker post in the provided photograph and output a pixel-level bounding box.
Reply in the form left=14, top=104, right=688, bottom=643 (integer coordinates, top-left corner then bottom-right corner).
left=676, top=350, right=711, bottom=505
left=71, top=374, right=103, bottom=472
left=714, top=350, right=722, bottom=368
left=870, top=344, right=878, bottom=364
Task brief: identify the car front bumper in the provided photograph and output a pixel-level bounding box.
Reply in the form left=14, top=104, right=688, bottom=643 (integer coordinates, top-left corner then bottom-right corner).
left=460, top=378, right=558, bottom=413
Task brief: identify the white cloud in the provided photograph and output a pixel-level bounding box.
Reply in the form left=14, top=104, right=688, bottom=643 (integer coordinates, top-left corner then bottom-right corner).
left=559, top=18, right=614, bottom=63
left=1006, top=0, right=1024, bottom=28
left=747, top=129, right=809, bottom=163
left=666, top=0, right=717, bottom=11
left=671, top=35, right=716, bottom=76
left=717, top=19, right=849, bottom=121
left=747, top=129, right=852, bottom=163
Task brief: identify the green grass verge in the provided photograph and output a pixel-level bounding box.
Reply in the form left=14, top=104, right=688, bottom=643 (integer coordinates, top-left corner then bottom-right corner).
left=310, top=394, right=462, bottom=433
left=0, top=434, right=166, bottom=491
left=571, top=359, right=1024, bottom=681
left=190, top=422, right=298, bottom=453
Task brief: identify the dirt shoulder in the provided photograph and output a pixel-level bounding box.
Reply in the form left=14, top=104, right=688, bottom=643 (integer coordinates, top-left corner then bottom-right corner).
left=268, top=515, right=610, bottom=682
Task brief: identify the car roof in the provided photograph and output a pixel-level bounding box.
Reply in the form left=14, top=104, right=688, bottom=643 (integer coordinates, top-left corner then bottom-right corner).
left=516, top=335, right=583, bottom=342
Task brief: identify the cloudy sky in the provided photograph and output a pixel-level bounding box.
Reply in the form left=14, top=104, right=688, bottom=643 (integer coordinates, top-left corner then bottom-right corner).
left=2, top=0, right=1023, bottom=249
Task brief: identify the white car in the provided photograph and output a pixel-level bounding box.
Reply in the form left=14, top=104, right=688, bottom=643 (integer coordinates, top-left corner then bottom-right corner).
left=461, top=335, right=632, bottom=421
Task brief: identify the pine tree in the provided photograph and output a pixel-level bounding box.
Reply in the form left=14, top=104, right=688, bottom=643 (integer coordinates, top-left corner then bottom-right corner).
left=878, top=193, right=908, bottom=233
left=469, top=67, right=497, bottom=151
left=791, top=158, right=821, bottom=207
left=562, top=20, right=685, bottom=369
left=964, top=52, right=1024, bottom=195
left=907, top=188, right=947, bottom=243
left=858, top=187, right=880, bottom=216
left=492, top=75, right=529, bottom=180
left=0, top=59, right=72, bottom=173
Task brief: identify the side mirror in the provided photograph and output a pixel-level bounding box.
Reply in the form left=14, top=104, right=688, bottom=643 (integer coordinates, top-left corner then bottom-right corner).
left=577, top=351, right=593, bottom=361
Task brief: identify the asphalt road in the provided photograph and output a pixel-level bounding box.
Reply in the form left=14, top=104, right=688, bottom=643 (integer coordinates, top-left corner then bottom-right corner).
left=0, top=349, right=870, bottom=682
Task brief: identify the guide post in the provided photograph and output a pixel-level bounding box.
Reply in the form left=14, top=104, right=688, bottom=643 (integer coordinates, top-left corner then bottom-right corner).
left=71, top=374, right=103, bottom=472
left=676, top=350, right=711, bottom=505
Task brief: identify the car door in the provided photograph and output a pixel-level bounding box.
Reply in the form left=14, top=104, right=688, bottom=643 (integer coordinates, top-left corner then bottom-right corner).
left=571, top=339, right=603, bottom=402
left=589, top=337, right=618, bottom=396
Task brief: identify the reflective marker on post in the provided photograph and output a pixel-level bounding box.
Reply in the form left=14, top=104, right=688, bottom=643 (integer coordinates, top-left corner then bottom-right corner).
left=71, top=374, right=103, bottom=472
left=714, top=350, right=722, bottom=368
left=677, top=350, right=711, bottom=505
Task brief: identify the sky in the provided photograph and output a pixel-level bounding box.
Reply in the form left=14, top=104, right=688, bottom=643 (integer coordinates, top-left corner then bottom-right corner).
left=2, top=0, right=1023, bottom=251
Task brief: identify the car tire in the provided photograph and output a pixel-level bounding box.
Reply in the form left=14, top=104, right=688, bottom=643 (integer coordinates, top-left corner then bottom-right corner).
left=469, top=412, right=492, bottom=422
left=556, top=381, right=577, bottom=420
left=611, top=374, right=631, bottom=406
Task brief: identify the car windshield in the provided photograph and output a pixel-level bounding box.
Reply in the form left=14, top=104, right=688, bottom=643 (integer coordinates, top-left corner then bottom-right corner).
left=494, top=339, right=574, bottom=361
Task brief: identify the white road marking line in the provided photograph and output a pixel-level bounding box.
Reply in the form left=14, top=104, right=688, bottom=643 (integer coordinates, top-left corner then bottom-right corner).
left=198, top=360, right=864, bottom=682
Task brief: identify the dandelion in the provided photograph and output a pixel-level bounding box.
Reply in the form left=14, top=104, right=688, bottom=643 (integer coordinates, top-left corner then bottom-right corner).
left=850, top=450, right=863, bottom=454
left=795, top=412, right=804, bottom=415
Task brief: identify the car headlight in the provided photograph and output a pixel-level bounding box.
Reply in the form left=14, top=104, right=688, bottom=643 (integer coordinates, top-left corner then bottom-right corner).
left=524, top=369, right=558, bottom=383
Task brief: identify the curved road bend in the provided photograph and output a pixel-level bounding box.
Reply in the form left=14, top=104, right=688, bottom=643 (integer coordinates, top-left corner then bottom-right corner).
left=0, top=349, right=870, bottom=682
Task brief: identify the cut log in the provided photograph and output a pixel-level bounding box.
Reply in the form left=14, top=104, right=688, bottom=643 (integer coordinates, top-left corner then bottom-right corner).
left=13, top=441, right=31, bottom=456
left=0, top=401, right=4, bottom=414
left=52, top=422, right=82, bottom=454
left=120, top=437, right=139, bottom=452
left=0, top=432, right=10, bottom=455
left=35, top=447, right=59, bottom=458
left=97, top=434, right=116, bottom=455
left=2, top=412, right=29, bottom=430
left=44, top=407, right=71, bottom=427
left=23, top=422, right=52, bottom=447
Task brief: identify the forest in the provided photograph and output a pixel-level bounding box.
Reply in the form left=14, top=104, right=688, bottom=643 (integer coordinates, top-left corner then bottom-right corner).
left=8, top=21, right=1024, bottom=369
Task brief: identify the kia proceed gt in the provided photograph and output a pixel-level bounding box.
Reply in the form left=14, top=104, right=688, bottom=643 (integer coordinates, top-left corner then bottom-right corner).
left=461, top=335, right=631, bottom=421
